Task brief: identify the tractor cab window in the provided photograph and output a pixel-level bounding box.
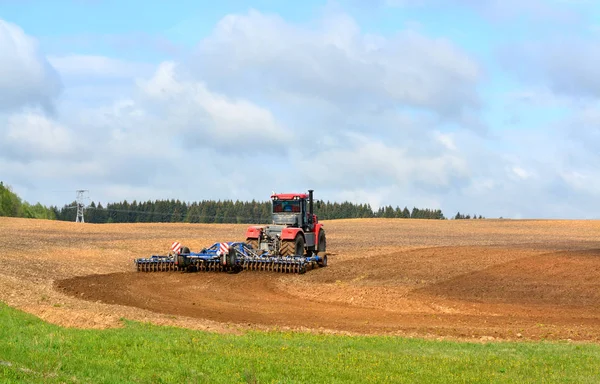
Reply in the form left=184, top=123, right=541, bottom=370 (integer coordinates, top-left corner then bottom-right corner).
left=273, top=200, right=301, bottom=213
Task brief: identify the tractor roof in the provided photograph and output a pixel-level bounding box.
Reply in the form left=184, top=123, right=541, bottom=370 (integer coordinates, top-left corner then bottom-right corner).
left=271, top=193, right=309, bottom=200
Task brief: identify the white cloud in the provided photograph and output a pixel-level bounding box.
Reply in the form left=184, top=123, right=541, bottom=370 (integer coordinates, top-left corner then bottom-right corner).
left=295, top=132, right=470, bottom=190
left=500, top=37, right=600, bottom=100
left=511, top=166, right=531, bottom=180
left=335, top=187, right=392, bottom=211
left=47, top=54, right=155, bottom=79
left=382, top=0, right=584, bottom=22
left=558, top=169, right=600, bottom=196
left=192, top=10, right=482, bottom=125
left=1, top=110, right=74, bottom=159
left=434, top=131, right=457, bottom=151
left=136, top=61, right=291, bottom=152
left=0, top=55, right=296, bottom=206
left=0, top=19, right=61, bottom=113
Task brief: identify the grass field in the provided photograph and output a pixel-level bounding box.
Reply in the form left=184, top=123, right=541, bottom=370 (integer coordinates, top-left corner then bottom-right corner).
left=1, top=302, right=600, bottom=384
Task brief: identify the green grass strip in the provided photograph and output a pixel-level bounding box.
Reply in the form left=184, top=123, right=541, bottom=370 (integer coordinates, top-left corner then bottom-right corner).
left=1, top=302, right=599, bottom=383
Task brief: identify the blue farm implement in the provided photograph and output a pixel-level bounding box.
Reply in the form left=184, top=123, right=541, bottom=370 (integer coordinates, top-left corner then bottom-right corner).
left=134, top=189, right=328, bottom=274
left=134, top=241, right=327, bottom=274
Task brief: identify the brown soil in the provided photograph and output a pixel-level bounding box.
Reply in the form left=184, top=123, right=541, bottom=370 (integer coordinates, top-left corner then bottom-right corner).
left=3, top=217, right=600, bottom=341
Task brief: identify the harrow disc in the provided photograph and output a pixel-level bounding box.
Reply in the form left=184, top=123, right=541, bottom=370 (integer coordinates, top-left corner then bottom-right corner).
left=135, top=258, right=176, bottom=272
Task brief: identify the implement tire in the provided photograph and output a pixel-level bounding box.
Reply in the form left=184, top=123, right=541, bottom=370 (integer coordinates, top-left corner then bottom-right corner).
left=318, top=254, right=328, bottom=268
left=222, top=246, right=237, bottom=272
left=177, top=246, right=191, bottom=270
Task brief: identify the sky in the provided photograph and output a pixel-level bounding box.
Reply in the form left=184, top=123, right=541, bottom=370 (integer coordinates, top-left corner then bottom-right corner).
left=0, top=0, right=599, bottom=219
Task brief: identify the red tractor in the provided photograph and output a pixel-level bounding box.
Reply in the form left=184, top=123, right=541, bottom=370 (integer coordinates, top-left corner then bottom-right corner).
left=245, top=189, right=327, bottom=264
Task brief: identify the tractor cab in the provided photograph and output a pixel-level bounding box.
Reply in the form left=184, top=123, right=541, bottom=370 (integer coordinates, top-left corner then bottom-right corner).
left=272, top=198, right=302, bottom=214
left=245, top=189, right=325, bottom=258
left=271, top=191, right=315, bottom=230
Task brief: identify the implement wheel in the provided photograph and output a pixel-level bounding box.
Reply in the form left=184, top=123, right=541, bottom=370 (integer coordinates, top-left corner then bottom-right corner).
left=177, top=246, right=191, bottom=270
left=317, top=254, right=328, bottom=268
left=223, top=247, right=240, bottom=273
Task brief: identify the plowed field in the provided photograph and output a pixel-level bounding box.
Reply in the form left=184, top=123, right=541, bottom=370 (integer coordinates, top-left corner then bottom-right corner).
left=2, top=217, right=600, bottom=342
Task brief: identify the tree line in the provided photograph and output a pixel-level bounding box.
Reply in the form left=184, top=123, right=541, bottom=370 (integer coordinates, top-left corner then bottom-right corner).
left=0, top=182, right=56, bottom=220
left=454, top=212, right=485, bottom=220
left=51, top=199, right=450, bottom=223
left=1, top=181, right=486, bottom=223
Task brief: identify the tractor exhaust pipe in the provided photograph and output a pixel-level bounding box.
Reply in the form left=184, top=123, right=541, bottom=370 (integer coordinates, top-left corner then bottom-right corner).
left=308, top=189, right=314, bottom=216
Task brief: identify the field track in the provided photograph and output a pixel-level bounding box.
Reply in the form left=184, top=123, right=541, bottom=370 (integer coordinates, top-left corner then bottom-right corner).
left=2, top=217, right=600, bottom=342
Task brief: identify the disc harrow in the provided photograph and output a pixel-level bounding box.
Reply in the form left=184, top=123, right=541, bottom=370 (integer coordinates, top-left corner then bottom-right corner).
left=134, top=241, right=327, bottom=274
left=135, top=256, right=178, bottom=272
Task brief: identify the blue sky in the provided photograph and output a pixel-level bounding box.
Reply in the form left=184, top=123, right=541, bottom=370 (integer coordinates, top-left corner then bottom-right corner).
left=1, top=0, right=599, bottom=218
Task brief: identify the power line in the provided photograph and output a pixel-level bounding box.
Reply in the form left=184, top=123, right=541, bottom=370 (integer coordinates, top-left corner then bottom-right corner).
left=75, top=206, right=271, bottom=223
left=60, top=205, right=372, bottom=222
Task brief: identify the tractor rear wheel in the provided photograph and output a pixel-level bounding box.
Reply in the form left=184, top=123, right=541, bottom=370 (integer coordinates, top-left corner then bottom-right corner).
left=280, top=240, right=292, bottom=256
left=280, top=234, right=305, bottom=257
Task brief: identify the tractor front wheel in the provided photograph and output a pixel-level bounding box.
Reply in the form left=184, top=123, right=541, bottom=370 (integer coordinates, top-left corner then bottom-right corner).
left=316, top=230, right=326, bottom=255
left=294, top=234, right=305, bottom=256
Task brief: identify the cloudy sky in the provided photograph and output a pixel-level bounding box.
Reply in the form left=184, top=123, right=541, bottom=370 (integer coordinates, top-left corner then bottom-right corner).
left=0, top=0, right=599, bottom=219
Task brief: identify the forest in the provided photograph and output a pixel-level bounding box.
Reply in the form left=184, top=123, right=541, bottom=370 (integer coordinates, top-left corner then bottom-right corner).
left=52, top=198, right=448, bottom=223
left=1, top=181, right=484, bottom=223
left=0, top=182, right=56, bottom=220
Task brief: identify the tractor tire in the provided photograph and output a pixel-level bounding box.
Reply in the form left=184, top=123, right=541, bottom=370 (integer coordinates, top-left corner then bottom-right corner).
left=294, top=234, right=305, bottom=256
left=316, top=230, right=326, bottom=255
left=280, top=240, right=294, bottom=257
left=280, top=234, right=305, bottom=257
